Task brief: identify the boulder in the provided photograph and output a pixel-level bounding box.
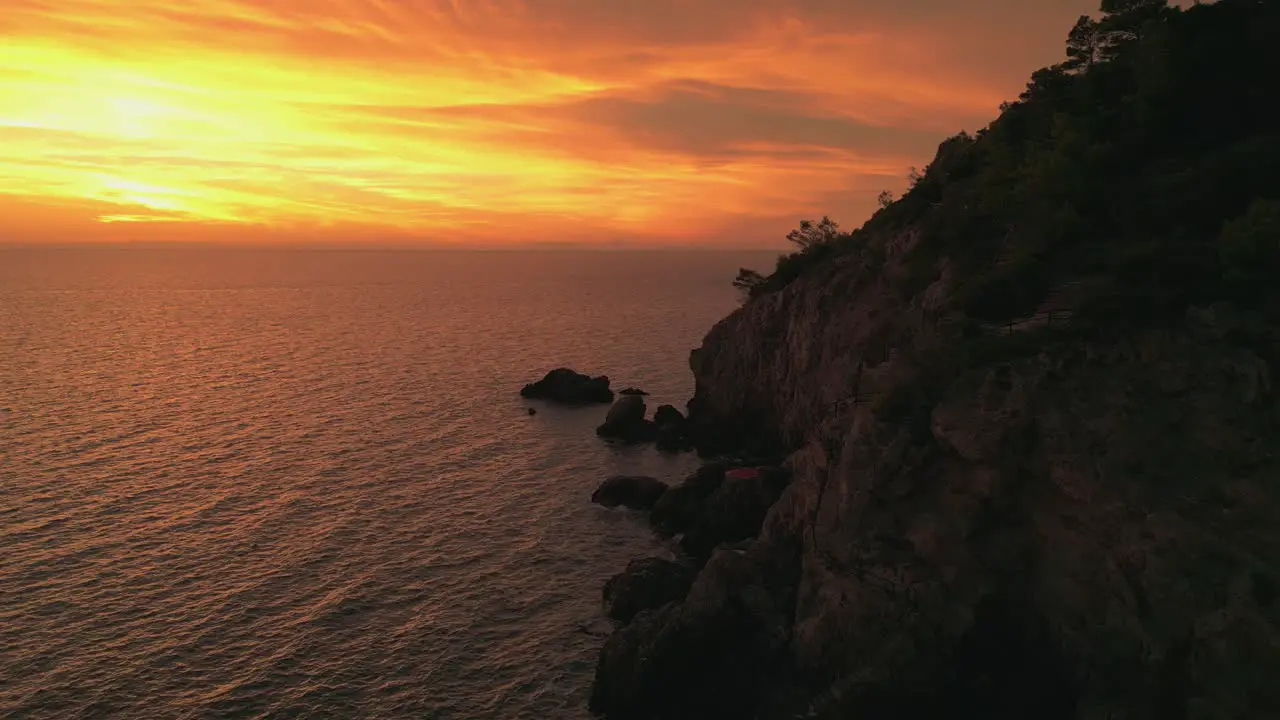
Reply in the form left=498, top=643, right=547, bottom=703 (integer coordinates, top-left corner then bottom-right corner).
left=597, top=395, right=658, bottom=443
left=520, top=368, right=614, bottom=404
left=605, top=394, right=646, bottom=426
left=592, top=475, right=669, bottom=511
left=602, top=558, right=695, bottom=624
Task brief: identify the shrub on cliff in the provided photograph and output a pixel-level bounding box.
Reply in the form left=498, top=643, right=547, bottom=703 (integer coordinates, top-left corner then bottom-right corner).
left=736, top=217, right=853, bottom=299
left=740, top=0, right=1280, bottom=326
left=732, top=268, right=766, bottom=300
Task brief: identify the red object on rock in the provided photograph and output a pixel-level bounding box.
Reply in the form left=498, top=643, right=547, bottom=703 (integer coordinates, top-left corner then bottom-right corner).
left=725, top=467, right=759, bottom=481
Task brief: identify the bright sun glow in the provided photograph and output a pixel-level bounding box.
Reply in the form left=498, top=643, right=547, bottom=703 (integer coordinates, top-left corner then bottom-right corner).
left=0, top=0, right=1071, bottom=244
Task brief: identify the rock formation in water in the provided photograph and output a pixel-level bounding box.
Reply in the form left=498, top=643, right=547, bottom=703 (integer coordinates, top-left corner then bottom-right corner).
left=597, top=395, right=659, bottom=443
left=591, top=2, right=1280, bottom=717
left=592, top=475, right=669, bottom=511
left=520, top=368, right=614, bottom=404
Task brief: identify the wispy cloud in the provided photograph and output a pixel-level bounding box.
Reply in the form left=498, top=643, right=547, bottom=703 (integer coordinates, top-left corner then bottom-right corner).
left=0, top=0, right=1097, bottom=245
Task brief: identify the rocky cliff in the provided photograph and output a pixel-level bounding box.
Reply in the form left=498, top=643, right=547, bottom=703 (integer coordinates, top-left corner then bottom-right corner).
left=676, top=253, right=1280, bottom=719
left=591, top=1, right=1280, bottom=717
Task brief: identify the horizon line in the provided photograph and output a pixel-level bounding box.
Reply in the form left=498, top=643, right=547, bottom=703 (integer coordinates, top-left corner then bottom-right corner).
left=0, top=240, right=785, bottom=253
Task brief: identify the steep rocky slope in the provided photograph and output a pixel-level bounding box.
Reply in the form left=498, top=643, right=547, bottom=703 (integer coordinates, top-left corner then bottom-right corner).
left=678, top=253, right=1280, bottom=719
left=592, top=1, right=1280, bottom=717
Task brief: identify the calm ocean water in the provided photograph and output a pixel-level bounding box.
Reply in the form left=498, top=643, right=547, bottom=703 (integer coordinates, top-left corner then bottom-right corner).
left=0, top=246, right=774, bottom=719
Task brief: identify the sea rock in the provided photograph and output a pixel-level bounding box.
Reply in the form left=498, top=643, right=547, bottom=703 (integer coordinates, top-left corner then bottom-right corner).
left=605, top=394, right=645, bottom=426
left=596, top=395, right=658, bottom=443
left=592, top=475, right=669, bottom=511
left=520, top=368, right=614, bottom=404
left=602, top=557, right=695, bottom=624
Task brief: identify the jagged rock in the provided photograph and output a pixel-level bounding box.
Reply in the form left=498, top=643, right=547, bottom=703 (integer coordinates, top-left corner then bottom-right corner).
left=590, top=543, right=800, bottom=720
left=592, top=475, right=669, bottom=511
left=649, top=463, right=726, bottom=537
left=679, top=466, right=791, bottom=561
left=520, top=368, right=613, bottom=404
left=602, top=558, right=695, bottom=624
left=597, top=395, right=658, bottom=443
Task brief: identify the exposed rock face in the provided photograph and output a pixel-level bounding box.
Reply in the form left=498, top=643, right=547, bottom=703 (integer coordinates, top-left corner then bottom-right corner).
left=661, top=272, right=1280, bottom=718
left=590, top=248, right=1280, bottom=718
left=602, top=558, right=695, bottom=624
left=520, top=368, right=613, bottom=404
left=596, top=395, right=658, bottom=443
left=588, top=5, right=1280, bottom=714
left=591, top=475, right=669, bottom=511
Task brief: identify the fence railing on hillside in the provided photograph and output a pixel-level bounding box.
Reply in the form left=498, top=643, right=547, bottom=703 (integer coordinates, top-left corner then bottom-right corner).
left=830, top=391, right=877, bottom=413
left=982, top=309, right=1074, bottom=336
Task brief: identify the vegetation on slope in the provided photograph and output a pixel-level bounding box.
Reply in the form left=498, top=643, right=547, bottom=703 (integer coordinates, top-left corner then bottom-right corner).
left=738, top=0, right=1280, bottom=330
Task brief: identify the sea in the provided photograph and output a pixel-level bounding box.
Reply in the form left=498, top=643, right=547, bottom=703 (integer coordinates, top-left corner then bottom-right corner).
left=0, top=246, right=776, bottom=719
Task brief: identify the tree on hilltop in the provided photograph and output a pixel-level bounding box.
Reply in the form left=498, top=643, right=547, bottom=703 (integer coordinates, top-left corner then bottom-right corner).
left=787, top=216, right=841, bottom=251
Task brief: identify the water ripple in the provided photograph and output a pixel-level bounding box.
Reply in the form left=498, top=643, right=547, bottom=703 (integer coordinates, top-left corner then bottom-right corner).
left=0, top=248, right=773, bottom=719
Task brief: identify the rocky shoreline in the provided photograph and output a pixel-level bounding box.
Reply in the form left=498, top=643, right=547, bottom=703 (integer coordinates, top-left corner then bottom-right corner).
left=585, top=461, right=796, bottom=719
left=527, top=266, right=1278, bottom=720
left=518, top=2, right=1280, bottom=714
left=533, top=323, right=1279, bottom=719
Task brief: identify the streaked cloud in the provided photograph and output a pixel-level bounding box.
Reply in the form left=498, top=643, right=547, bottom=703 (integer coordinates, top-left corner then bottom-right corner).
left=0, top=0, right=1098, bottom=245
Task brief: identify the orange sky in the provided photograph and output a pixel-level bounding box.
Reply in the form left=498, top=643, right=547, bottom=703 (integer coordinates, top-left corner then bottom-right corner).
left=0, top=0, right=1101, bottom=246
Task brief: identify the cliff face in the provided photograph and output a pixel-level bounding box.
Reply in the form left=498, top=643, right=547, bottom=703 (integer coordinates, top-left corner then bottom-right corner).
left=684, top=253, right=1280, bottom=717
left=590, top=2, right=1280, bottom=716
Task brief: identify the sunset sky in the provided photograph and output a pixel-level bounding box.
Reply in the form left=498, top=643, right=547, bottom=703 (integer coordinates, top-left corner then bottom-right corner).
left=1, top=0, right=1102, bottom=247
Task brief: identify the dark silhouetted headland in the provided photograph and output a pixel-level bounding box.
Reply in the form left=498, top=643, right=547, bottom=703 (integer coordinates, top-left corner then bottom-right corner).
left=590, top=1, right=1280, bottom=717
